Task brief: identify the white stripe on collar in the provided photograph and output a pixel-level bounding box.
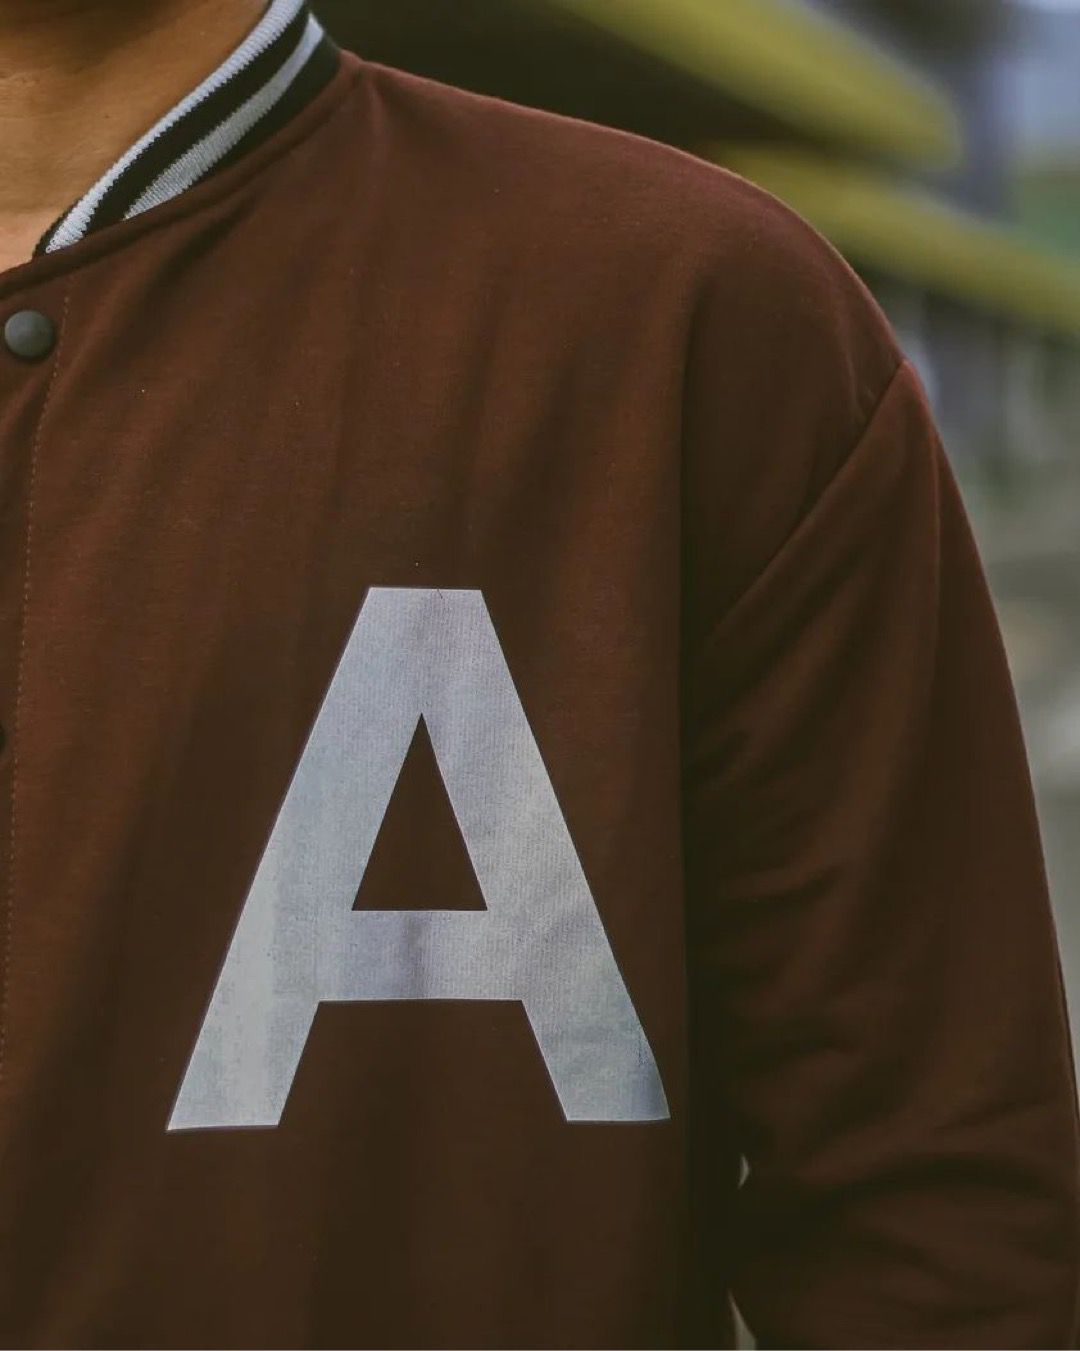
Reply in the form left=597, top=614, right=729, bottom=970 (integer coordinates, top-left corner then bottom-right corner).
left=43, top=0, right=328, bottom=253
left=124, top=14, right=324, bottom=221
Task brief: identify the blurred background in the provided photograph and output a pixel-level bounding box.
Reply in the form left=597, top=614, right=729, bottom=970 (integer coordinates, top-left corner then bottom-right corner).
left=313, top=0, right=1080, bottom=1089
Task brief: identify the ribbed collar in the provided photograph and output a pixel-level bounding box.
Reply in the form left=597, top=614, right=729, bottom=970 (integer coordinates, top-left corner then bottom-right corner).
left=35, top=0, right=339, bottom=256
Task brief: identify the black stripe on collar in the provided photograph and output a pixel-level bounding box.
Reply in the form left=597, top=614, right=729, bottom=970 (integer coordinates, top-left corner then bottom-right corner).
left=35, top=0, right=339, bottom=257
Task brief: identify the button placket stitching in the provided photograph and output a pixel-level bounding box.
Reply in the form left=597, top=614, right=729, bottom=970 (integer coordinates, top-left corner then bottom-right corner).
left=0, top=290, right=70, bottom=1093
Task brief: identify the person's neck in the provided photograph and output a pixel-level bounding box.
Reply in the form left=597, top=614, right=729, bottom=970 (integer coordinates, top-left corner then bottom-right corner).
left=0, top=0, right=266, bottom=274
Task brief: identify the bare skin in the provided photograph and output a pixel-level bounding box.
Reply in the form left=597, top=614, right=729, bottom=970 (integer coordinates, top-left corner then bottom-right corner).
left=0, top=0, right=265, bottom=273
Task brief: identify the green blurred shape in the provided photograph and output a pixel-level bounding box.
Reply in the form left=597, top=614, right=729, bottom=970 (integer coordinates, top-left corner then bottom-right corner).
left=713, top=146, right=1080, bottom=338
left=533, top=0, right=963, bottom=166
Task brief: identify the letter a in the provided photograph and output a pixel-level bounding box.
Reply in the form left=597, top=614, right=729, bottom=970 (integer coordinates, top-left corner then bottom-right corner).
left=168, top=588, right=669, bottom=1130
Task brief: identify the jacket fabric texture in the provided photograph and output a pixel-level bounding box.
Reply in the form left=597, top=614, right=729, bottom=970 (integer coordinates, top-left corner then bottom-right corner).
left=0, top=30, right=1078, bottom=1351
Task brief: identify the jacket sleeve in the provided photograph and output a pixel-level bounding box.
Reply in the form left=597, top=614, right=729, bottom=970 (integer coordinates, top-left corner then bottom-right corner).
left=680, top=288, right=1080, bottom=1344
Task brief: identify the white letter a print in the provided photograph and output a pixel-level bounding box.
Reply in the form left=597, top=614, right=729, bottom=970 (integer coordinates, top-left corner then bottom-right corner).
left=169, top=588, right=669, bottom=1131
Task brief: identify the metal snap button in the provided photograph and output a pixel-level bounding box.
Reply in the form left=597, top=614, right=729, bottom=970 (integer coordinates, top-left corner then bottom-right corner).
left=4, top=309, right=57, bottom=361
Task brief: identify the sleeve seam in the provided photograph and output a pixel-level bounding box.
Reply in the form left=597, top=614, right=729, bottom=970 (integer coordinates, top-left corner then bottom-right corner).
left=713, top=352, right=910, bottom=635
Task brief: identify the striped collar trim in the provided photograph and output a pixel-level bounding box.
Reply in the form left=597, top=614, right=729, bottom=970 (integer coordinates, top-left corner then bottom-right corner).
left=36, top=0, right=339, bottom=256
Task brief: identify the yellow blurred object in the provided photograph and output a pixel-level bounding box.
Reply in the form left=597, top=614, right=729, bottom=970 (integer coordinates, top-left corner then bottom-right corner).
left=711, top=145, right=1080, bottom=338
left=533, top=0, right=962, bottom=166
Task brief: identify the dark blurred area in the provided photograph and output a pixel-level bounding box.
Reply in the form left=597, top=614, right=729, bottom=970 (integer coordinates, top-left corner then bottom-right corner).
left=315, top=0, right=1080, bottom=1141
